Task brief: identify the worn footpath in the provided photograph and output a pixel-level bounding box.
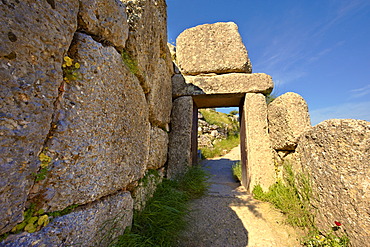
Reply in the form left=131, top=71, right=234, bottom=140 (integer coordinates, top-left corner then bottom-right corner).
left=177, top=145, right=303, bottom=247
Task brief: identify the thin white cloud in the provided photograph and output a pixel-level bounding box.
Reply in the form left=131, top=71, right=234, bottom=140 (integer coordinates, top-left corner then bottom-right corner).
left=312, top=0, right=370, bottom=39
left=254, top=1, right=369, bottom=86
left=270, top=70, right=307, bottom=86
left=308, top=41, right=345, bottom=62
left=310, top=101, right=370, bottom=126
left=349, top=84, right=370, bottom=98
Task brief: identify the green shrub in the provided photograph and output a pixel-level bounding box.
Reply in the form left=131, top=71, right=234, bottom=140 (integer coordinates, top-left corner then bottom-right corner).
left=266, top=92, right=277, bottom=104
left=200, top=134, right=240, bottom=159
left=199, top=109, right=239, bottom=133
left=112, top=165, right=209, bottom=247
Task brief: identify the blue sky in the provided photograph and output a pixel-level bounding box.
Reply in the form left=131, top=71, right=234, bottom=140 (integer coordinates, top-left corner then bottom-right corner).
left=167, top=0, right=370, bottom=126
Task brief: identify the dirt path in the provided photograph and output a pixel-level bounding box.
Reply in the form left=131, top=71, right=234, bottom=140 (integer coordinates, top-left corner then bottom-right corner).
left=177, top=146, right=303, bottom=247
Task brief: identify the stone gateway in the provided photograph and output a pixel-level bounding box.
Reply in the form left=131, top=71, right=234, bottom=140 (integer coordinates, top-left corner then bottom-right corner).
left=0, top=2, right=368, bottom=246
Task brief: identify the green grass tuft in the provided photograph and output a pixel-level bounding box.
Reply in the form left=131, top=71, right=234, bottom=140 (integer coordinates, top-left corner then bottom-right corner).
left=253, top=163, right=350, bottom=246
left=232, top=161, right=242, bottom=182
left=252, top=163, right=313, bottom=228
left=111, top=165, right=209, bottom=247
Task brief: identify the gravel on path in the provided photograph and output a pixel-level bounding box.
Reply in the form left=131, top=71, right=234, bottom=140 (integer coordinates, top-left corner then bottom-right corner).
left=177, top=146, right=303, bottom=247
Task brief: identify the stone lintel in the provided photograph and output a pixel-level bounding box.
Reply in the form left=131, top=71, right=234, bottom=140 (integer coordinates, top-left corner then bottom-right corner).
left=194, top=93, right=245, bottom=108
left=172, top=73, right=273, bottom=99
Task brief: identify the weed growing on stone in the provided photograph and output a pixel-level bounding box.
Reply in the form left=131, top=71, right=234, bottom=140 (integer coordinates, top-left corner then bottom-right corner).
left=121, top=50, right=139, bottom=75
left=9, top=204, right=49, bottom=234
left=62, top=56, right=80, bottom=83
left=33, top=150, right=52, bottom=182
left=47, top=204, right=79, bottom=218
left=0, top=203, right=80, bottom=242
left=111, top=165, right=209, bottom=247
left=232, top=161, right=242, bottom=182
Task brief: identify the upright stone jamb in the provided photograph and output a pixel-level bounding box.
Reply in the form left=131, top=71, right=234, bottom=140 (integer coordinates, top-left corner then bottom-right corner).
left=167, top=96, right=194, bottom=178
left=243, top=93, right=275, bottom=192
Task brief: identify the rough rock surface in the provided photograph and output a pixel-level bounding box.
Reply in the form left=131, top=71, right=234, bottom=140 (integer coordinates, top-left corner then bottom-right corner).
left=173, top=73, right=273, bottom=98
left=268, top=92, right=311, bottom=150
left=147, top=126, right=169, bottom=170
left=147, top=59, right=172, bottom=128
left=29, top=33, right=150, bottom=212
left=1, top=192, right=133, bottom=247
left=243, top=93, right=275, bottom=192
left=132, top=169, right=164, bottom=211
left=167, top=42, right=176, bottom=62
left=167, top=96, right=193, bottom=178
left=296, top=119, right=370, bottom=247
left=0, top=0, right=79, bottom=234
left=176, top=22, right=252, bottom=75
left=78, top=0, right=129, bottom=50
left=122, top=0, right=173, bottom=128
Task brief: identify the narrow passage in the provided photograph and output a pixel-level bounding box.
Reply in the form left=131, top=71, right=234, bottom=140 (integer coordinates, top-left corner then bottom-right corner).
left=177, top=146, right=302, bottom=247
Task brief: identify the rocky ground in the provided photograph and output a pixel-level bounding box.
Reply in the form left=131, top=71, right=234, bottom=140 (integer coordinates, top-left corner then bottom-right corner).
left=177, top=146, right=303, bottom=247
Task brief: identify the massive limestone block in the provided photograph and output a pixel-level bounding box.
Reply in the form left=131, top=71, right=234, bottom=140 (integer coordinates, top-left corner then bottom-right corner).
left=243, top=93, right=275, bottom=192
left=168, top=96, right=193, bottom=178
left=1, top=192, right=133, bottom=247
left=176, top=22, right=252, bottom=75
left=147, top=59, right=172, bottom=128
left=122, top=0, right=173, bottom=127
left=0, top=0, right=79, bottom=235
left=268, top=92, right=311, bottom=150
left=173, top=73, right=273, bottom=98
left=29, top=33, right=150, bottom=212
left=78, top=0, right=129, bottom=50
left=147, top=126, right=169, bottom=170
left=296, top=119, right=370, bottom=246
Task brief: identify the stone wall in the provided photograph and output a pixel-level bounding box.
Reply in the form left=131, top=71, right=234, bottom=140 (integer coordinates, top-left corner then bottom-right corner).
left=268, top=93, right=370, bottom=246
left=2, top=4, right=369, bottom=246
left=296, top=119, right=370, bottom=246
left=1, top=0, right=172, bottom=245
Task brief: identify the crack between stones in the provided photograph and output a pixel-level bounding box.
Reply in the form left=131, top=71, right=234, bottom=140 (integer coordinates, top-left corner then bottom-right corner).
left=40, top=80, right=65, bottom=150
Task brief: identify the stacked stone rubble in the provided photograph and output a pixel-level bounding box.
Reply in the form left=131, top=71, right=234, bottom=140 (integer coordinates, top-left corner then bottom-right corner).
left=0, top=0, right=172, bottom=245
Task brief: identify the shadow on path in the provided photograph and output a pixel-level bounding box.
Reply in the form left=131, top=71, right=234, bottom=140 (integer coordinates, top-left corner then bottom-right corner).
left=177, top=146, right=302, bottom=247
left=177, top=156, right=251, bottom=247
